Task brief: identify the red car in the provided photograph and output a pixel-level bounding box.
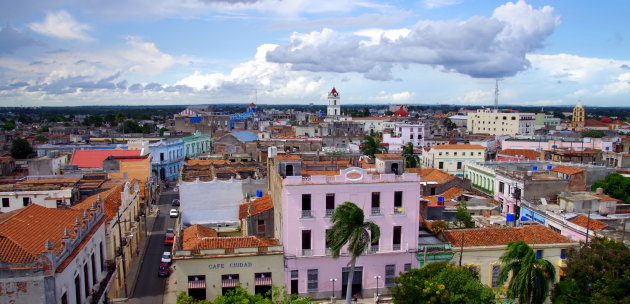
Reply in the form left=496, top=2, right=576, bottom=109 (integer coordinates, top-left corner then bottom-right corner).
left=158, top=262, right=170, bottom=277
left=164, top=234, right=174, bottom=246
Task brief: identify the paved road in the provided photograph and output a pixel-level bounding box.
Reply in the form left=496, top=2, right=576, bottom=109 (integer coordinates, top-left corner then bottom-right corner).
left=128, top=190, right=179, bottom=304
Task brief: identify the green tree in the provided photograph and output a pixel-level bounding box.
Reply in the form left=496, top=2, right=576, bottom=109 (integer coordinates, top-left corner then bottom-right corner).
left=159, top=127, right=169, bottom=136
left=552, top=237, right=630, bottom=304
left=401, top=142, right=419, bottom=168
left=443, top=118, right=457, bottom=131
left=176, top=286, right=311, bottom=304
left=360, top=136, right=385, bottom=159
left=591, top=173, right=630, bottom=203
left=454, top=202, right=475, bottom=228
left=38, top=126, right=49, bottom=133
left=327, top=202, right=380, bottom=304
left=10, top=137, right=34, bottom=159
left=497, top=241, right=556, bottom=304
left=581, top=130, right=606, bottom=138
left=391, top=262, right=495, bottom=304
left=34, top=135, right=47, bottom=142
left=3, top=121, right=15, bottom=130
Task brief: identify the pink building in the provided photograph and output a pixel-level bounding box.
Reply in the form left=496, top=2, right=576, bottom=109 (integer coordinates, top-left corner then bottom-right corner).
left=269, top=154, right=420, bottom=299
left=501, top=138, right=613, bottom=152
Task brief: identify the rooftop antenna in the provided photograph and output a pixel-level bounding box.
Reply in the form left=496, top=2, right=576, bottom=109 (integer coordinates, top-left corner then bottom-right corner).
left=494, top=79, right=500, bottom=113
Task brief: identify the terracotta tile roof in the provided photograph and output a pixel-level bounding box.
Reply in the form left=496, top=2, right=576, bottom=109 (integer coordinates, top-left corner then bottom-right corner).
left=72, top=183, right=124, bottom=222
left=568, top=215, right=608, bottom=231
left=181, top=224, right=277, bottom=250
left=550, top=165, right=586, bottom=175
left=592, top=193, right=619, bottom=202
left=442, top=225, right=574, bottom=247
left=18, top=178, right=81, bottom=185
left=0, top=204, right=96, bottom=265
left=239, top=195, right=273, bottom=219
left=375, top=153, right=404, bottom=159
left=423, top=186, right=468, bottom=204
left=301, top=170, right=340, bottom=177
left=406, top=168, right=455, bottom=184
left=186, top=159, right=230, bottom=165
left=56, top=217, right=105, bottom=273
left=498, top=149, right=541, bottom=160
left=275, top=154, right=301, bottom=161
left=71, top=150, right=142, bottom=168
left=432, top=144, right=485, bottom=150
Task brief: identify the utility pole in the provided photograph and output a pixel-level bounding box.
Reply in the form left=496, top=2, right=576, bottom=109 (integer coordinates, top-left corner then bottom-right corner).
left=423, top=246, right=428, bottom=266
left=585, top=210, right=591, bottom=244
left=458, top=232, right=464, bottom=266
left=117, top=209, right=128, bottom=298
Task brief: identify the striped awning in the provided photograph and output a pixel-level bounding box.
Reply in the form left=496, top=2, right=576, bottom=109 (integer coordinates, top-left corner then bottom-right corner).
left=254, top=277, right=272, bottom=286
left=188, top=279, right=206, bottom=289
left=222, top=279, right=239, bottom=288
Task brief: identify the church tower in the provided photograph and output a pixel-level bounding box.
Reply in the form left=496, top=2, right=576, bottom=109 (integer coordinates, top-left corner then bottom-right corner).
left=327, top=87, right=340, bottom=119
left=572, top=101, right=585, bottom=129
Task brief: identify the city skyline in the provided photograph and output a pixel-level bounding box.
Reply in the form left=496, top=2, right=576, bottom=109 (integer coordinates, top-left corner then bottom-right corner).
left=0, top=0, right=629, bottom=107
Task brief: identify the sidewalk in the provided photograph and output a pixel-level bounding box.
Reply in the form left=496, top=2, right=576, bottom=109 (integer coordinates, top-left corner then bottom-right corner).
left=126, top=206, right=158, bottom=298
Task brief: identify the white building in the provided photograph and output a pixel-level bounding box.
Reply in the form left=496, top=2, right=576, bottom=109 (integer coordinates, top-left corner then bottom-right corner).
left=0, top=178, right=81, bottom=213
left=327, top=87, right=341, bottom=119
left=467, top=108, right=535, bottom=136
left=382, top=123, right=425, bottom=152
left=422, top=144, right=487, bottom=176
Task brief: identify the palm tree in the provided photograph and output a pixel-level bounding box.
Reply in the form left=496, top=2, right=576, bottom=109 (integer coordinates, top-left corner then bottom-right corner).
left=497, top=241, right=556, bottom=304
left=327, top=202, right=380, bottom=304
left=401, top=142, right=419, bottom=168
left=360, top=136, right=385, bottom=158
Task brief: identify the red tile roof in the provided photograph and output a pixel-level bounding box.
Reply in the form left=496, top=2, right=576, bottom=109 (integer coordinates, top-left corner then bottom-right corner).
left=275, top=154, right=301, bottom=160
left=423, top=186, right=468, bottom=205
left=71, top=150, right=142, bottom=168
left=181, top=224, right=276, bottom=250
left=550, top=165, right=586, bottom=175
left=375, top=153, right=404, bottom=159
left=239, top=195, right=273, bottom=219
left=442, top=225, right=574, bottom=247
left=406, top=168, right=455, bottom=184
left=592, top=193, right=619, bottom=202
left=568, top=215, right=608, bottom=231
left=72, top=182, right=125, bottom=222
left=0, top=204, right=98, bottom=265
left=497, top=149, right=541, bottom=160
left=432, top=144, right=485, bottom=150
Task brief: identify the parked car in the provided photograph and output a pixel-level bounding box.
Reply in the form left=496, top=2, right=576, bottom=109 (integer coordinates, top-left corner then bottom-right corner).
left=164, top=234, right=174, bottom=246
left=166, top=228, right=174, bottom=235
left=161, top=251, right=172, bottom=264
left=158, top=262, right=170, bottom=277
left=171, top=199, right=180, bottom=207
left=169, top=209, right=179, bottom=218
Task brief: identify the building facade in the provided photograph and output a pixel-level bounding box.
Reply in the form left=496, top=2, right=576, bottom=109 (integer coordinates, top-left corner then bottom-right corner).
left=467, top=108, right=535, bottom=136
left=382, top=123, right=425, bottom=153
left=327, top=87, right=341, bottom=119
left=422, top=144, right=486, bottom=176
left=183, top=132, right=213, bottom=158
left=149, top=138, right=184, bottom=181
left=269, top=156, right=420, bottom=299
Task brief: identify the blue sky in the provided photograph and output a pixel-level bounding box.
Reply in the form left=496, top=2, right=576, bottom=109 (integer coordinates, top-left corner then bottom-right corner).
left=0, top=0, right=629, bottom=107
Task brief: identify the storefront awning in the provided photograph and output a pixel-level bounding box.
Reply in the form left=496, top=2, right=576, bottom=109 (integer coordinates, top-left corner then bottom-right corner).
left=222, top=279, right=239, bottom=288
left=255, top=277, right=272, bottom=286
left=188, top=279, right=206, bottom=289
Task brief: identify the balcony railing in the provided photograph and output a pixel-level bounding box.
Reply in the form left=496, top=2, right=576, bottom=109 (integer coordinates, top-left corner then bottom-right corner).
left=369, top=245, right=379, bottom=253
left=302, top=249, right=313, bottom=256
left=301, top=210, right=313, bottom=218
left=325, top=248, right=332, bottom=256
left=393, top=244, right=401, bottom=251
left=371, top=208, right=381, bottom=216
left=325, top=209, right=334, bottom=217
left=393, top=207, right=404, bottom=214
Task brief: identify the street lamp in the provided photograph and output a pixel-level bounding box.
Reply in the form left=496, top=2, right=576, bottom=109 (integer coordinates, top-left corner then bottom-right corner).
left=330, top=278, right=337, bottom=299
left=374, top=275, right=381, bottom=297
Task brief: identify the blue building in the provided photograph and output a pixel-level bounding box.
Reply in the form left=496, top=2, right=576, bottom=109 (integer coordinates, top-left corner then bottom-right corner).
left=150, top=138, right=185, bottom=181
left=183, top=132, right=213, bottom=158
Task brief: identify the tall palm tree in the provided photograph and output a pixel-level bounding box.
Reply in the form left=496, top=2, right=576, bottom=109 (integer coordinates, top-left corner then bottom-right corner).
left=360, top=136, right=386, bottom=158
left=497, top=241, right=556, bottom=304
left=401, top=142, right=419, bottom=168
left=327, top=202, right=380, bottom=304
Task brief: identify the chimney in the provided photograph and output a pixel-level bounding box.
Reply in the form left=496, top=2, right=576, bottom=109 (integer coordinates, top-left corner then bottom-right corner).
left=596, top=187, right=604, bottom=194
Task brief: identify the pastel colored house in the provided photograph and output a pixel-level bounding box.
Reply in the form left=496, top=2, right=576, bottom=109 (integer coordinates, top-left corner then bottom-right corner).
left=183, top=132, right=213, bottom=158
left=422, top=144, right=486, bottom=176
left=269, top=153, right=420, bottom=299
left=149, top=138, right=184, bottom=181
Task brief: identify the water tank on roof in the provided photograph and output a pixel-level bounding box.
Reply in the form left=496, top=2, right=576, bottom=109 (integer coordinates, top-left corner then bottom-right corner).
left=256, top=190, right=263, bottom=198
left=506, top=213, right=515, bottom=222
left=547, top=165, right=553, bottom=170
left=532, top=166, right=538, bottom=171
left=437, top=196, right=444, bottom=203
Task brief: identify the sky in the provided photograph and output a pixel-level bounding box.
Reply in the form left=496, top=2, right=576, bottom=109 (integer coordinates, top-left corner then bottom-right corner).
left=0, top=0, right=629, bottom=107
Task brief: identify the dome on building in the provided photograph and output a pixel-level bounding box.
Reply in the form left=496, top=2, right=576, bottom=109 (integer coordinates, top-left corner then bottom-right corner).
left=600, top=117, right=613, bottom=123
left=394, top=106, right=409, bottom=117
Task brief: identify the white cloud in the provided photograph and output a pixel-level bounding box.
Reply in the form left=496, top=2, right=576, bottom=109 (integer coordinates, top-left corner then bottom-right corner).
left=424, top=0, right=461, bottom=9
left=598, top=72, right=630, bottom=95
left=29, top=11, right=92, bottom=41
left=456, top=89, right=493, bottom=105
left=267, top=0, right=560, bottom=80
left=369, top=91, right=414, bottom=102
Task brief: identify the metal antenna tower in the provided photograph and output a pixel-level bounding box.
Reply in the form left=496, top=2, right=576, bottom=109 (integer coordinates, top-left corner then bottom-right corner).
left=494, top=79, right=500, bottom=113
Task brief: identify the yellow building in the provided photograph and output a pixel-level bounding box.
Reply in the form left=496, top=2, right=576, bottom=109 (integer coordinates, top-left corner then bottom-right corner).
left=467, top=108, right=535, bottom=136
left=440, top=226, right=579, bottom=289
left=422, top=144, right=486, bottom=176
left=173, top=224, right=284, bottom=301
left=568, top=102, right=586, bottom=130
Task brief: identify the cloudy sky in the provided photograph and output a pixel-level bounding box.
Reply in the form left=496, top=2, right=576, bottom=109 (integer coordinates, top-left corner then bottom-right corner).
left=0, top=0, right=628, bottom=107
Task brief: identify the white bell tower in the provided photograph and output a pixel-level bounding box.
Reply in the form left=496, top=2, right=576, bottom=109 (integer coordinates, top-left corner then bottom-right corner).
left=327, top=87, right=340, bottom=119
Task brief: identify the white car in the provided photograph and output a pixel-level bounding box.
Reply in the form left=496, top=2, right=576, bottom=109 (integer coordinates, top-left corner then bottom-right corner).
left=169, top=209, right=179, bottom=218
left=161, top=251, right=172, bottom=264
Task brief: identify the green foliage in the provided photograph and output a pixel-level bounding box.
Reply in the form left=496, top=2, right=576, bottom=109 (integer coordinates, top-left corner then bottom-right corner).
left=552, top=237, right=630, bottom=304
left=160, top=127, right=169, bottom=136
left=10, top=137, right=34, bottom=159
left=34, top=135, right=47, bottom=142
left=391, top=262, right=495, bottom=304
left=498, top=241, right=556, bottom=304
left=454, top=202, right=475, bottom=228
left=176, top=286, right=310, bottom=304
left=3, top=121, right=15, bottom=130
left=401, top=142, right=419, bottom=169
left=38, top=126, right=49, bottom=133
left=360, top=136, right=385, bottom=158
left=591, top=173, right=630, bottom=203
left=327, top=202, right=379, bottom=303
left=443, top=118, right=457, bottom=131
left=581, top=130, right=606, bottom=138
left=83, top=115, right=103, bottom=127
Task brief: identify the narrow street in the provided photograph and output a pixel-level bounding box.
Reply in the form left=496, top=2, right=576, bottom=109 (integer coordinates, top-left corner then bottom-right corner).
left=128, top=188, right=179, bottom=304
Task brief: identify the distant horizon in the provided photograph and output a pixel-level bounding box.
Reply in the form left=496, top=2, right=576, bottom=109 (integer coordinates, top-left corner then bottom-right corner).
left=1, top=1, right=629, bottom=107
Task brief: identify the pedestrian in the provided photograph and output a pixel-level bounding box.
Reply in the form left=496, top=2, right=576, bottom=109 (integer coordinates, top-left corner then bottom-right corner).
left=136, top=248, right=140, bottom=257
left=353, top=293, right=359, bottom=303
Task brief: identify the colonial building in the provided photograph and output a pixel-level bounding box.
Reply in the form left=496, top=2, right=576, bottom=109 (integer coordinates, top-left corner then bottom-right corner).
left=0, top=204, right=107, bottom=304
left=422, top=144, right=486, bottom=176
left=183, top=132, right=213, bottom=159
left=269, top=153, right=420, bottom=299
left=149, top=138, right=184, bottom=181
left=382, top=123, right=425, bottom=153
left=0, top=177, right=81, bottom=213
left=327, top=87, right=341, bottom=119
